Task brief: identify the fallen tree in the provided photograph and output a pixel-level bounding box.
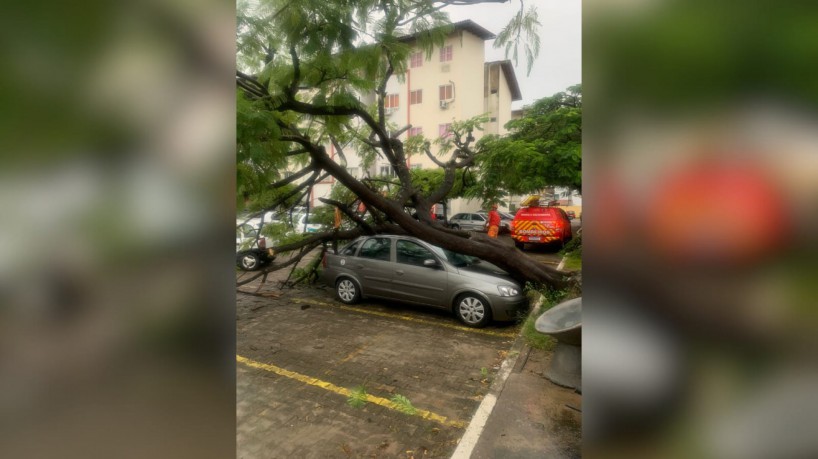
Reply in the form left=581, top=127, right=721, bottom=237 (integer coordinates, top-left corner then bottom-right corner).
left=236, top=0, right=578, bottom=290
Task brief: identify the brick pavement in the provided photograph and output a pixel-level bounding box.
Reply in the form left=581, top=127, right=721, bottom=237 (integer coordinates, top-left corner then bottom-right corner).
left=236, top=281, right=519, bottom=458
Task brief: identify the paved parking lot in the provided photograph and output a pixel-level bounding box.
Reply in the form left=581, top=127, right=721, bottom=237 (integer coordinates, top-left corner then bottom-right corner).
left=237, top=279, right=522, bottom=458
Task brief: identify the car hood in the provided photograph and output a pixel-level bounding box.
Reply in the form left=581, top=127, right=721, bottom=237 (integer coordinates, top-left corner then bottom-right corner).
left=454, top=262, right=520, bottom=286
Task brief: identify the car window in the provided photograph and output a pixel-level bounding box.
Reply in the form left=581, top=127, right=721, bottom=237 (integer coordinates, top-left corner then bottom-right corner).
left=340, top=240, right=362, bottom=256
left=396, top=240, right=436, bottom=267
left=452, top=213, right=466, bottom=221
left=237, top=223, right=256, bottom=234
left=359, top=238, right=391, bottom=261
left=429, top=245, right=479, bottom=268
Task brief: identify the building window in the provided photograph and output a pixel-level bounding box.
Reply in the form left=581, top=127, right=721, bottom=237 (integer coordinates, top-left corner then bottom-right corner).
left=439, top=84, right=453, bottom=101
left=440, top=45, right=452, bottom=62
left=384, top=94, right=399, bottom=109
left=408, top=127, right=423, bottom=138
left=438, top=123, right=452, bottom=138
left=379, top=165, right=396, bottom=176
left=410, top=89, right=422, bottom=105
left=346, top=166, right=359, bottom=178
left=410, top=52, right=423, bottom=68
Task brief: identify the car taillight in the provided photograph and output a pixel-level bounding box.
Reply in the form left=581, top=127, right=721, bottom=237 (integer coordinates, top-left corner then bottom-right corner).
left=258, top=237, right=266, bottom=249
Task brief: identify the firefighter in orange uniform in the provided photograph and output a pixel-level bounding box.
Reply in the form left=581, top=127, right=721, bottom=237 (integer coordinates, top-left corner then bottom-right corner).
left=487, top=204, right=501, bottom=238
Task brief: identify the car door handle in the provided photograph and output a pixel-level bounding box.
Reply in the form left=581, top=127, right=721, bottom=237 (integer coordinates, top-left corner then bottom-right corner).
left=395, top=270, right=404, bottom=275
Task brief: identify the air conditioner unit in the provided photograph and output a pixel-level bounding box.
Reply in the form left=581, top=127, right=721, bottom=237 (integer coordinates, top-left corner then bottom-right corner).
left=439, top=100, right=448, bottom=109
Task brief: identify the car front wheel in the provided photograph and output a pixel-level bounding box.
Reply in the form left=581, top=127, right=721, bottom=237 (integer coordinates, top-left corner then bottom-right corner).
left=336, top=278, right=361, bottom=304
left=455, top=294, right=491, bottom=328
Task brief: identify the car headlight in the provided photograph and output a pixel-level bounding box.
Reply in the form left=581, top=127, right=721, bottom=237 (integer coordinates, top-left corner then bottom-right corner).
left=497, top=285, right=519, bottom=297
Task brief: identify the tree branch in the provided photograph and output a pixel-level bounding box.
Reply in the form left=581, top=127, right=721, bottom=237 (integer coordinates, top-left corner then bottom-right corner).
left=287, top=44, right=300, bottom=98
left=318, top=197, right=375, bottom=234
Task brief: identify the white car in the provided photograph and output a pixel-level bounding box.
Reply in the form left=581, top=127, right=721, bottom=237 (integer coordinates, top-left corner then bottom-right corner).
left=291, top=212, right=324, bottom=233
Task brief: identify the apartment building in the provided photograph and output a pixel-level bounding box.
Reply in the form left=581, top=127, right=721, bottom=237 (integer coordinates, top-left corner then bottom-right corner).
left=310, top=20, right=522, bottom=216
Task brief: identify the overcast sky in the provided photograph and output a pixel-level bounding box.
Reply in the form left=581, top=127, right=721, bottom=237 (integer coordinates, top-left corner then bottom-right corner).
left=444, top=0, right=581, bottom=109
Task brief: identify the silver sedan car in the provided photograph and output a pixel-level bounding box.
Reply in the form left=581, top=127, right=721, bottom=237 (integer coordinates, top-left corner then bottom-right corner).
left=448, top=212, right=488, bottom=231
left=321, top=235, right=528, bottom=327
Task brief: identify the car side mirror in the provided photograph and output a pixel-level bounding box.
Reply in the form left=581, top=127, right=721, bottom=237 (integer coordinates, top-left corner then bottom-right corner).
left=423, top=259, right=440, bottom=268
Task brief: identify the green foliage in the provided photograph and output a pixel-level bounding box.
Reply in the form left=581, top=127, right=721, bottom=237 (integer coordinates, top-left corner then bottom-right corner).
left=473, top=85, right=582, bottom=200
left=560, top=234, right=582, bottom=257
left=494, top=3, right=542, bottom=76
left=236, top=0, right=549, bottom=278
left=434, top=115, right=490, bottom=156
left=347, top=385, right=368, bottom=408
left=408, top=168, right=469, bottom=199
left=390, top=394, right=417, bottom=415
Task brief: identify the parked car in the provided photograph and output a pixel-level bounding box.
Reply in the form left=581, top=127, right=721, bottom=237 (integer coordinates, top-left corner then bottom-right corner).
left=236, top=221, right=275, bottom=270
left=566, top=210, right=576, bottom=220
left=321, top=235, right=529, bottom=327
left=511, top=205, right=573, bottom=250
left=291, top=212, right=325, bottom=233
left=477, top=211, right=513, bottom=234
left=448, top=212, right=488, bottom=232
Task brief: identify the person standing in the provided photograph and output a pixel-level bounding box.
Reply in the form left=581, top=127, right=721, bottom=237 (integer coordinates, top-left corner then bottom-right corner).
left=487, top=204, right=501, bottom=238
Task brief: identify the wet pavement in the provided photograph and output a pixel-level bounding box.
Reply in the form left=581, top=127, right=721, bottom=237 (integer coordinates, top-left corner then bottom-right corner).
left=236, top=275, right=519, bottom=458
left=467, top=337, right=582, bottom=458
left=235, top=228, right=581, bottom=458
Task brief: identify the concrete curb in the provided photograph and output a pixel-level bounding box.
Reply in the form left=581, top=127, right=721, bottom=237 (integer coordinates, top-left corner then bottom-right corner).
left=450, top=293, right=545, bottom=459
left=556, top=254, right=568, bottom=271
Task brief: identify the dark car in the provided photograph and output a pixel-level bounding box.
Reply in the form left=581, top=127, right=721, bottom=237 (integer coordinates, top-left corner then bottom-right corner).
left=321, top=235, right=528, bottom=327
left=236, top=222, right=275, bottom=270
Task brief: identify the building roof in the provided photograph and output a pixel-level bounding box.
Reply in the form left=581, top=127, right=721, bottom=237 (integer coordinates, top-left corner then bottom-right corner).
left=486, top=60, right=523, bottom=101
left=398, top=19, right=496, bottom=43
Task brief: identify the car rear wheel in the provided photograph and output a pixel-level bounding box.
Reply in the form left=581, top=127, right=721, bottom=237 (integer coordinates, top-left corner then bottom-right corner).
left=336, top=278, right=361, bottom=304
left=455, top=293, right=491, bottom=328
left=451, top=224, right=460, bottom=230
left=237, top=252, right=260, bottom=270
left=514, top=241, right=525, bottom=250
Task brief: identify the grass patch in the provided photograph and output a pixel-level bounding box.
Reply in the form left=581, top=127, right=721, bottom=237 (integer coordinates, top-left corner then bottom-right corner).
left=347, top=385, right=368, bottom=408
left=390, top=394, right=417, bottom=415
left=522, top=310, right=555, bottom=351
left=559, top=234, right=582, bottom=271
left=520, top=286, right=574, bottom=351
left=561, top=251, right=582, bottom=271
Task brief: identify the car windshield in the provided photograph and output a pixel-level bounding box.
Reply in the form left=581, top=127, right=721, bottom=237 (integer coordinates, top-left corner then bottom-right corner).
left=429, top=245, right=481, bottom=267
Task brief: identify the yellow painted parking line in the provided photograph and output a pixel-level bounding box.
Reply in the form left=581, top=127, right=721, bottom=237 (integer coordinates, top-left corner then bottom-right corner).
left=237, top=355, right=467, bottom=429
left=292, top=298, right=518, bottom=339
